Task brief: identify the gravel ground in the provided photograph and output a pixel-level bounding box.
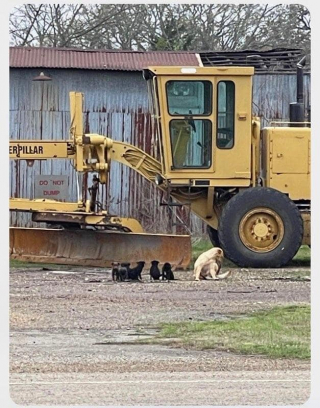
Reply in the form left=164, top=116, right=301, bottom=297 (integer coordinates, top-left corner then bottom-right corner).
left=10, top=265, right=311, bottom=405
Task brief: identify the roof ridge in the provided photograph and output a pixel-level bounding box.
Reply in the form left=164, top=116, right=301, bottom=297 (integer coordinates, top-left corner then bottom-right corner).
left=9, top=46, right=197, bottom=54
left=10, top=46, right=200, bottom=71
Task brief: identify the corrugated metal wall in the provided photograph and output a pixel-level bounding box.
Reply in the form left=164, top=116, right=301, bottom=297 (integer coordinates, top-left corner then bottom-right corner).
left=10, top=68, right=310, bottom=235
left=9, top=68, right=171, bottom=232
left=252, top=74, right=310, bottom=127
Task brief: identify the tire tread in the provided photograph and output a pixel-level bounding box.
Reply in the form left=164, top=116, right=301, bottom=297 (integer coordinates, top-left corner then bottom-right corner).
left=218, top=187, right=303, bottom=268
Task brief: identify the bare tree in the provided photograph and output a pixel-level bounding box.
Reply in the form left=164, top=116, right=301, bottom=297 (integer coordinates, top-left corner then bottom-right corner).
left=10, top=4, right=130, bottom=48
left=9, top=4, right=310, bottom=54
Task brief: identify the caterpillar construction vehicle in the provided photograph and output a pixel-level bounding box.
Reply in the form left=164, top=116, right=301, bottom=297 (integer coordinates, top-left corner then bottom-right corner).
left=9, top=58, right=310, bottom=268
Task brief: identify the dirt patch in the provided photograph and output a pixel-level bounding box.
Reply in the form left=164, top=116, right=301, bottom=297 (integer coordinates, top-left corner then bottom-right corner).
left=10, top=265, right=311, bottom=405
left=10, top=266, right=310, bottom=329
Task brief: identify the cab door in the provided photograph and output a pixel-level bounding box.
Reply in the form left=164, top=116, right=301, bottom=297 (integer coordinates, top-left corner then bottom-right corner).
left=158, top=74, right=252, bottom=185
left=164, top=78, right=214, bottom=174
left=213, top=76, right=252, bottom=181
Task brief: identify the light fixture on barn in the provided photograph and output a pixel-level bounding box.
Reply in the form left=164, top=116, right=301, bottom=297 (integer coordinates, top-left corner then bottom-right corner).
left=32, top=72, right=52, bottom=81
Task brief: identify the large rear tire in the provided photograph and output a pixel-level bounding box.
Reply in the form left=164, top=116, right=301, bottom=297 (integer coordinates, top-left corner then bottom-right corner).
left=218, top=187, right=303, bottom=268
left=207, top=226, right=220, bottom=247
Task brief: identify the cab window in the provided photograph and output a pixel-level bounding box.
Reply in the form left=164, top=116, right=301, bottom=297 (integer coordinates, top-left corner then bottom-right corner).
left=166, top=81, right=212, bottom=116
left=217, top=81, right=235, bottom=149
left=169, top=119, right=212, bottom=168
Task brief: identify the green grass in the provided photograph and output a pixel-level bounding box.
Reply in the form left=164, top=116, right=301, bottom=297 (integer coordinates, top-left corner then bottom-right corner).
left=10, top=259, right=66, bottom=269
left=10, top=239, right=310, bottom=269
left=291, top=245, right=311, bottom=266
left=191, top=238, right=311, bottom=268
left=191, top=238, right=238, bottom=269
left=191, top=238, right=212, bottom=260
left=158, top=305, right=310, bottom=359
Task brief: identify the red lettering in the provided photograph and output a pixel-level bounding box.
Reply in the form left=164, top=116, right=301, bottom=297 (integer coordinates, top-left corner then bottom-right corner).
left=39, top=180, right=48, bottom=185
left=53, top=180, right=63, bottom=185
left=44, top=190, right=60, bottom=196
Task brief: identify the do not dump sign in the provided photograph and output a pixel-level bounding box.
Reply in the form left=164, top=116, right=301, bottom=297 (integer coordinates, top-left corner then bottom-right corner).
left=35, top=175, right=69, bottom=201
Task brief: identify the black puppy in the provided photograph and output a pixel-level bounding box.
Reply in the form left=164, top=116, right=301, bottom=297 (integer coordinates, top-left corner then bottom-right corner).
left=150, top=260, right=161, bottom=281
left=111, top=262, right=120, bottom=281
left=120, top=262, right=130, bottom=281
left=128, top=261, right=145, bottom=280
left=161, top=262, right=175, bottom=281
left=112, top=262, right=130, bottom=281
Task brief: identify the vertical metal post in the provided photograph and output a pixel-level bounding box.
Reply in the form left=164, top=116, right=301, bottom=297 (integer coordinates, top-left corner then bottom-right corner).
left=70, top=92, right=84, bottom=171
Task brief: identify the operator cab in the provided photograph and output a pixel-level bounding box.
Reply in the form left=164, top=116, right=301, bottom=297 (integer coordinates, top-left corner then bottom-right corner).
left=143, top=66, right=254, bottom=187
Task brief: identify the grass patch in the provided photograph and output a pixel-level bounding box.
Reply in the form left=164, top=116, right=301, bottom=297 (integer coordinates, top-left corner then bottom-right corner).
left=10, top=239, right=310, bottom=270
left=158, top=305, right=310, bottom=359
left=10, top=259, right=66, bottom=269
left=191, top=238, right=310, bottom=268
left=191, top=237, right=213, bottom=257
left=291, top=245, right=311, bottom=267
left=191, top=238, right=237, bottom=268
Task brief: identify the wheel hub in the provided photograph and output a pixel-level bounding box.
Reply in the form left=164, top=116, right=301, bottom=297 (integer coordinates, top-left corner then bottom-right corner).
left=239, top=208, right=284, bottom=252
left=252, top=219, right=269, bottom=238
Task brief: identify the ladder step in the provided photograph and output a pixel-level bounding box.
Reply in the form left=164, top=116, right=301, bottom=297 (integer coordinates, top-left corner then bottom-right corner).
left=160, top=202, right=190, bottom=207
left=172, top=222, right=188, bottom=227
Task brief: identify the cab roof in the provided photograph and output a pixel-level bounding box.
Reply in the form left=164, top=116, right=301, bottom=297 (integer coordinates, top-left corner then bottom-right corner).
left=145, top=66, right=255, bottom=76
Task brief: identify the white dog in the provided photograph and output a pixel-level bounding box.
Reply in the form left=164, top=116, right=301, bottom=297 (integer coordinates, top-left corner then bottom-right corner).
left=194, top=247, right=230, bottom=281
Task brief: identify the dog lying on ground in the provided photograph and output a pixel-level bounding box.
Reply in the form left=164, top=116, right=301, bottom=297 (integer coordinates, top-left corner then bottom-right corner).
left=161, top=262, right=175, bottom=281
left=193, top=247, right=230, bottom=281
left=150, top=260, right=161, bottom=280
left=128, top=261, right=144, bottom=280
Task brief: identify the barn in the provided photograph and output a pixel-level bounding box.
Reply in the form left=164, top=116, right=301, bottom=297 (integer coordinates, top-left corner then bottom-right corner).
left=9, top=47, right=310, bottom=234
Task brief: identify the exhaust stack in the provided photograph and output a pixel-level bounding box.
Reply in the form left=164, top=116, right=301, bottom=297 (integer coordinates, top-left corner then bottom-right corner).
left=289, top=56, right=307, bottom=127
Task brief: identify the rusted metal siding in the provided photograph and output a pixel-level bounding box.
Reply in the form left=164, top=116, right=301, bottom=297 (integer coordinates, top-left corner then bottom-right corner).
left=252, top=74, right=311, bottom=127
left=10, top=47, right=199, bottom=71
left=10, top=68, right=311, bottom=234
left=10, top=68, right=171, bottom=231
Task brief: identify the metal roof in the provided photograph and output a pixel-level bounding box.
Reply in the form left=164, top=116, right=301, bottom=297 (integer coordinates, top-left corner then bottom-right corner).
left=10, top=46, right=308, bottom=74
left=200, top=48, right=309, bottom=74
left=10, top=47, right=200, bottom=71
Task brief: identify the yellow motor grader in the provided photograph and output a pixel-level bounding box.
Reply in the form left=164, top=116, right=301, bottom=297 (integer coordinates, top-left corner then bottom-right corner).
left=9, top=59, right=310, bottom=268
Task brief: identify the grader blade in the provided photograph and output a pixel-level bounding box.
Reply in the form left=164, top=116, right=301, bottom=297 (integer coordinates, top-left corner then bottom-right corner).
left=10, top=227, right=191, bottom=269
